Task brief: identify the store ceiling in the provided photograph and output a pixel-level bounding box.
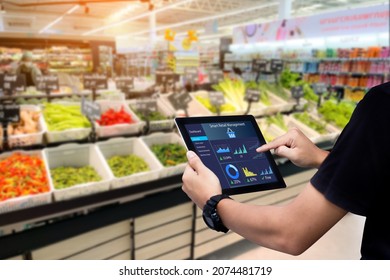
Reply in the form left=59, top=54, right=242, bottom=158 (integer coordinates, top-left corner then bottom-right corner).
left=0, top=0, right=385, bottom=41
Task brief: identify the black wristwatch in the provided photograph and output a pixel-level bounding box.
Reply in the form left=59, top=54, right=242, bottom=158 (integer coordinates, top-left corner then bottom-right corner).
left=202, top=194, right=231, bottom=233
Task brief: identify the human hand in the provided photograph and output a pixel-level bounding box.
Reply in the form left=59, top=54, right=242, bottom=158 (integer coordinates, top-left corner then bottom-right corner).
left=182, top=151, right=222, bottom=209
left=256, top=127, right=329, bottom=168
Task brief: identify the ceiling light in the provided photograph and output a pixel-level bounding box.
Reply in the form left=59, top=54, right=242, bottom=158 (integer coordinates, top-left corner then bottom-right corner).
left=83, top=0, right=194, bottom=36
left=120, top=2, right=279, bottom=38
left=39, top=4, right=79, bottom=34
left=108, top=4, right=139, bottom=20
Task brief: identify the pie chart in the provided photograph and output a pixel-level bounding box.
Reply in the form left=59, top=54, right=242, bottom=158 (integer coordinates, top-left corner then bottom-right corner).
left=225, top=164, right=239, bottom=179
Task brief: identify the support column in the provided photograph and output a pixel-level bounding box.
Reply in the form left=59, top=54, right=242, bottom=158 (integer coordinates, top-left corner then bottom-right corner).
left=278, top=0, right=292, bottom=20
left=149, top=11, right=157, bottom=46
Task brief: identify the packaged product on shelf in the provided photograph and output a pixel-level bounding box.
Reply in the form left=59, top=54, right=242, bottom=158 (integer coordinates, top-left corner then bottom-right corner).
left=0, top=150, right=52, bottom=214
left=95, top=100, right=144, bottom=137
left=0, top=105, right=46, bottom=149
left=43, top=102, right=91, bottom=143
left=96, top=138, right=162, bottom=189
left=44, top=143, right=112, bottom=201
left=141, top=132, right=187, bottom=178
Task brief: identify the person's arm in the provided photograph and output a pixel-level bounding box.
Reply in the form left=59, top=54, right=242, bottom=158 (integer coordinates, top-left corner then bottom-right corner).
left=182, top=151, right=347, bottom=255
left=256, top=127, right=329, bottom=169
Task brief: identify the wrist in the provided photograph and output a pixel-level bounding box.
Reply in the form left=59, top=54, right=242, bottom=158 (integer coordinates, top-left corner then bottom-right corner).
left=314, top=149, right=329, bottom=168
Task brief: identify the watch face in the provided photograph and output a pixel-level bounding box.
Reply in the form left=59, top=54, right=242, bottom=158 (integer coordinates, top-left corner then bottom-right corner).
left=203, top=214, right=214, bottom=228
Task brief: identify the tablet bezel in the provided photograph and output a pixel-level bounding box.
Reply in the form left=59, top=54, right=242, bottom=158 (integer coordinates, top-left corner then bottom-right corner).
left=175, top=115, right=286, bottom=196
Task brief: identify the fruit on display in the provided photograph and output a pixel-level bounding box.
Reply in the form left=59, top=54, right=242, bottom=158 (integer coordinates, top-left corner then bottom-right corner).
left=195, top=95, right=237, bottom=113
left=266, top=113, right=288, bottom=131
left=0, top=109, right=40, bottom=137
left=318, top=100, right=355, bottom=129
left=43, top=103, right=90, bottom=131
left=97, top=106, right=134, bottom=126
left=151, top=143, right=187, bottom=167
left=0, top=153, right=50, bottom=201
left=107, top=154, right=149, bottom=177
left=50, top=166, right=101, bottom=189
left=212, top=77, right=246, bottom=110
left=293, top=112, right=327, bottom=134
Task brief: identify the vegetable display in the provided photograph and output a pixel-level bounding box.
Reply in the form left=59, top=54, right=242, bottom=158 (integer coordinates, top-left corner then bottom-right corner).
left=280, top=69, right=318, bottom=102
left=50, top=166, right=101, bottom=189
left=43, top=103, right=90, bottom=131
left=195, top=95, right=237, bottom=113
left=212, top=77, right=246, bottom=110
left=97, top=106, right=134, bottom=126
left=151, top=143, right=187, bottom=167
left=318, top=100, right=355, bottom=128
left=246, top=81, right=271, bottom=105
left=266, top=113, right=288, bottom=131
left=107, top=154, right=149, bottom=177
left=0, top=153, right=50, bottom=201
left=0, top=109, right=40, bottom=137
left=134, top=110, right=167, bottom=121
left=293, top=112, right=327, bottom=134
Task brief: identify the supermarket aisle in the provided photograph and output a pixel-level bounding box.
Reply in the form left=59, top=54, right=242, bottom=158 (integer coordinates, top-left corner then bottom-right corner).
left=203, top=213, right=365, bottom=260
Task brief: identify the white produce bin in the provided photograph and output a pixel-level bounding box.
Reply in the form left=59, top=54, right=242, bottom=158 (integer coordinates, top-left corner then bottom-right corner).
left=160, top=92, right=211, bottom=117
left=44, top=143, right=112, bottom=201
left=0, top=150, right=52, bottom=214
left=141, top=132, right=187, bottom=179
left=95, top=100, right=145, bottom=138
left=96, top=137, right=163, bottom=189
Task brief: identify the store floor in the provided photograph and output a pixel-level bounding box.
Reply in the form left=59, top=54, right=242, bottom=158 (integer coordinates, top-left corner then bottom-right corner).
left=201, top=213, right=365, bottom=260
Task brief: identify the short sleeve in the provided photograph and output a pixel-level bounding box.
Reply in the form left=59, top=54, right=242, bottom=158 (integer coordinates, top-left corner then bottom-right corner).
left=311, top=83, right=390, bottom=216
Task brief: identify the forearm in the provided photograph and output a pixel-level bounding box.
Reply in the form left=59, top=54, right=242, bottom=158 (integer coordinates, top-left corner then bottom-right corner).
left=313, top=148, right=330, bottom=169
left=216, top=198, right=293, bottom=254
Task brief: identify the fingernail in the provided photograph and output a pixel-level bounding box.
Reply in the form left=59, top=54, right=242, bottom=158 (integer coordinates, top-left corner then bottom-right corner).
left=187, top=151, right=196, bottom=159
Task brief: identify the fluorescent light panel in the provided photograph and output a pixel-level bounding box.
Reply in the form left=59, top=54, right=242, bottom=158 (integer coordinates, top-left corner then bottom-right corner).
left=83, top=0, right=194, bottom=36
left=120, top=2, right=279, bottom=38
left=39, top=4, right=79, bottom=34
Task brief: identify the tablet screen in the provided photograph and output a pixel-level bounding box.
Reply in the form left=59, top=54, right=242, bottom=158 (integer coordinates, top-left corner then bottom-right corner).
left=175, top=115, right=286, bottom=195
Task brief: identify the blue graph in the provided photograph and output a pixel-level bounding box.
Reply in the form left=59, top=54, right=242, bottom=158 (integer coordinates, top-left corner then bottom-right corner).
left=216, top=147, right=230, bottom=154
left=260, top=166, right=273, bottom=176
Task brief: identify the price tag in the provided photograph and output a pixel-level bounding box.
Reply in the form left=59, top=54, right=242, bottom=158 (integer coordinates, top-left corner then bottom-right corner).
left=168, top=89, right=191, bottom=110
left=116, top=76, right=134, bottom=91
left=209, top=70, right=224, bottom=84
left=36, top=75, right=59, bottom=92
left=156, top=72, right=179, bottom=86
left=133, top=98, right=158, bottom=115
left=245, top=89, right=260, bottom=102
left=291, top=86, right=304, bottom=99
left=312, top=83, right=327, bottom=95
left=0, top=74, right=26, bottom=94
left=184, top=68, right=198, bottom=84
left=208, top=91, right=225, bottom=106
left=252, top=59, right=267, bottom=73
left=0, top=104, right=20, bottom=123
left=270, top=59, right=283, bottom=73
left=83, top=74, right=108, bottom=90
left=81, top=99, right=101, bottom=120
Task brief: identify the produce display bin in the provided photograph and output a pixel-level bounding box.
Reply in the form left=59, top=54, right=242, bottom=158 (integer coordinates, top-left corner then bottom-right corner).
left=96, top=137, right=163, bottom=189
left=42, top=102, right=92, bottom=144
left=128, top=99, right=175, bottom=132
left=141, top=132, right=187, bottom=179
left=0, top=150, right=52, bottom=214
left=1, top=105, right=46, bottom=149
left=95, top=100, right=145, bottom=138
left=257, top=92, right=292, bottom=116
left=189, top=91, right=243, bottom=116
left=289, top=113, right=341, bottom=144
left=44, top=143, right=112, bottom=201
left=160, top=92, right=211, bottom=117
left=256, top=118, right=286, bottom=143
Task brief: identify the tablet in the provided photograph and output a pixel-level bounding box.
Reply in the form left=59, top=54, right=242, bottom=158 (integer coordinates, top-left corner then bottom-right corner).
left=175, top=115, right=286, bottom=196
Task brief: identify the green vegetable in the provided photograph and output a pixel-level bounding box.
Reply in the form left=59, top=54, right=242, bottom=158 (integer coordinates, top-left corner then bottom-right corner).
left=260, top=81, right=290, bottom=100
left=43, top=103, right=91, bottom=131
left=212, top=78, right=246, bottom=110
left=318, top=100, right=355, bottom=128
left=107, top=154, right=149, bottom=177
left=246, top=81, right=270, bottom=105
left=293, top=112, right=327, bottom=134
left=266, top=113, right=288, bottom=131
left=151, top=143, right=187, bottom=167
left=134, top=110, right=168, bottom=121
left=51, top=166, right=101, bottom=189
left=195, top=95, right=237, bottom=113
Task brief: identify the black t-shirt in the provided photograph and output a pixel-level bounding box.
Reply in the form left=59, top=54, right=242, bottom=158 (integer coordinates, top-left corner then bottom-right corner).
left=311, top=81, right=390, bottom=260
